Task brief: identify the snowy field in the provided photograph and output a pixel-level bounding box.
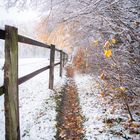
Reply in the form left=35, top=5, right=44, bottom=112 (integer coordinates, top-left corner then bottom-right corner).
left=0, top=58, right=66, bottom=140
left=75, top=73, right=140, bottom=140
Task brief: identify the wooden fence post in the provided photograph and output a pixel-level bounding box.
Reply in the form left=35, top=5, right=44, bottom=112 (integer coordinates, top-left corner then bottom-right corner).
left=60, top=50, right=63, bottom=77
left=66, top=54, right=68, bottom=63
left=49, top=44, right=55, bottom=89
left=64, top=53, right=67, bottom=65
left=63, top=52, right=65, bottom=67
left=4, top=25, right=20, bottom=140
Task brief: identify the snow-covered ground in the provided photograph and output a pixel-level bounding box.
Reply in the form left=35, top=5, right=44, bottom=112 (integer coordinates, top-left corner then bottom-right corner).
left=0, top=58, right=66, bottom=140
left=1, top=60, right=140, bottom=140
left=75, top=73, right=140, bottom=140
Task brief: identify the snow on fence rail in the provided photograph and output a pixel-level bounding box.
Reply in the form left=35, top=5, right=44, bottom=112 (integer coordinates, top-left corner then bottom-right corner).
left=0, top=25, right=68, bottom=140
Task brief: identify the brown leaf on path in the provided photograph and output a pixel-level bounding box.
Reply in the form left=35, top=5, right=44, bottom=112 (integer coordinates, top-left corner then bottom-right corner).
left=56, top=65, right=84, bottom=140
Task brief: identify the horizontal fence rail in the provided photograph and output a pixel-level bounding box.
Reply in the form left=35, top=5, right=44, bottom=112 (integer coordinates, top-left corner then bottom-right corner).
left=0, top=29, right=64, bottom=52
left=0, top=29, right=5, bottom=39
left=0, top=25, right=68, bottom=140
left=19, top=62, right=60, bottom=85
left=0, top=27, right=68, bottom=96
left=0, top=86, right=3, bottom=96
left=18, top=65, right=50, bottom=85
left=0, top=62, right=61, bottom=93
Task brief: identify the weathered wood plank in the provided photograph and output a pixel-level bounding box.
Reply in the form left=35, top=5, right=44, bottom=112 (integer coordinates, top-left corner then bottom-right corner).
left=4, top=25, right=20, bottom=140
left=49, top=44, right=55, bottom=89
left=19, top=65, right=50, bottom=85
left=55, top=48, right=61, bottom=52
left=54, top=62, right=60, bottom=66
left=0, top=63, right=60, bottom=93
left=64, top=53, right=68, bottom=64
left=0, top=86, right=4, bottom=96
left=18, top=35, right=61, bottom=52
left=18, top=35, right=50, bottom=49
left=17, top=62, right=60, bottom=85
left=0, top=29, right=5, bottom=39
left=18, top=62, right=59, bottom=84
left=0, top=29, right=62, bottom=53
left=63, top=52, right=65, bottom=67
left=66, top=54, right=68, bottom=62
left=60, top=50, right=63, bottom=77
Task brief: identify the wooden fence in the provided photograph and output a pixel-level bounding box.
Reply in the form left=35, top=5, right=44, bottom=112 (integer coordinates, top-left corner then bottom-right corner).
left=0, top=25, right=68, bottom=140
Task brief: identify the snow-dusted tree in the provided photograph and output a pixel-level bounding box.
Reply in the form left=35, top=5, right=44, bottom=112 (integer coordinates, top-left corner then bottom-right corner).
left=3, top=0, right=140, bottom=120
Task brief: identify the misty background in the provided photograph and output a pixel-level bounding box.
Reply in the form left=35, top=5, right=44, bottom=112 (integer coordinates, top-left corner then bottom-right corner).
left=0, top=0, right=55, bottom=58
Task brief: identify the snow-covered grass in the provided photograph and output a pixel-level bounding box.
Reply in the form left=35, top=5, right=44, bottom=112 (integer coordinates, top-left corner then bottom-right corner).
left=0, top=58, right=66, bottom=140
left=75, top=73, right=140, bottom=140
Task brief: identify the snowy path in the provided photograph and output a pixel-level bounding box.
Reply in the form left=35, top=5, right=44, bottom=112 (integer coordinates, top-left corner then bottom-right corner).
left=0, top=60, right=140, bottom=140
left=56, top=66, right=83, bottom=140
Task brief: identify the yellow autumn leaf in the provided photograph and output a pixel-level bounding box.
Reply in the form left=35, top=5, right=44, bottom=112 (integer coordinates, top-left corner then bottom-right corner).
left=130, top=122, right=140, bottom=128
left=120, top=86, right=126, bottom=91
left=59, top=130, right=66, bottom=138
left=111, top=38, right=117, bottom=44
left=104, top=41, right=111, bottom=49
left=100, top=73, right=105, bottom=80
left=100, top=92, right=105, bottom=97
left=93, top=40, right=99, bottom=46
left=104, top=49, right=112, bottom=58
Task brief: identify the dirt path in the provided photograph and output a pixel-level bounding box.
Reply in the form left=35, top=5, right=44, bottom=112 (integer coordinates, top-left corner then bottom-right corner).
left=56, top=65, right=83, bottom=140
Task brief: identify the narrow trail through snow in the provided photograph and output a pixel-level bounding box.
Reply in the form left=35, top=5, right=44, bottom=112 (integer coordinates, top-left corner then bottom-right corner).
left=56, top=65, right=83, bottom=140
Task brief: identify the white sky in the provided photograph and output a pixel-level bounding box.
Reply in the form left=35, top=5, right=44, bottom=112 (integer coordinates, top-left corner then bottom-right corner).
left=0, top=8, right=38, bottom=22
left=0, top=0, right=41, bottom=35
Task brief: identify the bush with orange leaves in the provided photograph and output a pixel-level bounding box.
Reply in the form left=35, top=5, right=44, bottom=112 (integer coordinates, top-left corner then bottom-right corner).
left=73, top=47, right=86, bottom=72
